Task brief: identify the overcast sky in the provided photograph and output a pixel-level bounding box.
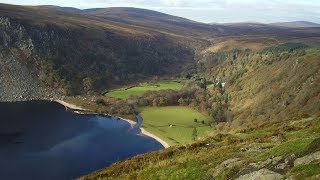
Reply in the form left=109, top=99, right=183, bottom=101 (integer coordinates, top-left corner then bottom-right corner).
left=1, top=0, right=320, bottom=23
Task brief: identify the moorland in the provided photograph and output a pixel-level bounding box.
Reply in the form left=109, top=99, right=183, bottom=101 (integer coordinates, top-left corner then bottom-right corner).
left=0, top=3, right=320, bottom=179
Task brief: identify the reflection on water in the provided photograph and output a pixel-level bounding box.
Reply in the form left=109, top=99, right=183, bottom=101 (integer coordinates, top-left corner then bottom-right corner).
left=0, top=101, right=163, bottom=180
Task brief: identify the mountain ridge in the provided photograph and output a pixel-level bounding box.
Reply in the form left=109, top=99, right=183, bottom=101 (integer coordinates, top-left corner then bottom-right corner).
left=1, top=3, right=320, bottom=101
left=270, top=21, right=320, bottom=28
left=211, top=21, right=320, bottom=28
left=0, top=3, right=320, bottom=179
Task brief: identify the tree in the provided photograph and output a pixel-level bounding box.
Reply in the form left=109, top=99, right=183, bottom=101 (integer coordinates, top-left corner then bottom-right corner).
left=223, top=93, right=229, bottom=104
left=64, top=84, right=76, bottom=96
left=178, top=98, right=186, bottom=106
left=82, top=77, right=93, bottom=92
left=159, top=97, right=168, bottom=106
left=199, top=78, right=207, bottom=89
left=95, top=99, right=105, bottom=105
left=192, top=127, right=198, bottom=141
left=181, top=71, right=192, bottom=79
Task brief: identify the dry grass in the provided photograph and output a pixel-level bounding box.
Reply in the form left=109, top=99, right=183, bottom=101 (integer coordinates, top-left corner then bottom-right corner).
left=205, top=37, right=280, bottom=52
left=82, top=117, right=320, bottom=179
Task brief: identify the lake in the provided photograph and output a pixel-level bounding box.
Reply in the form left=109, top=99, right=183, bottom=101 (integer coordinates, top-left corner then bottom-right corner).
left=0, top=101, right=163, bottom=180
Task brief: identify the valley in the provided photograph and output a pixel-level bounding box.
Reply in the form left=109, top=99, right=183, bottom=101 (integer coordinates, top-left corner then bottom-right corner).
left=0, top=2, right=320, bottom=179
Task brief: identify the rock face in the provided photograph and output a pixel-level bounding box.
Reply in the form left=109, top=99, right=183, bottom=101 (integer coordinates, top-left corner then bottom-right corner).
left=236, top=168, right=283, bottom=180
left=212, top=158, right=243, bottom=178
left=0, top=50, right=59, bottom=101
left=248, top=156, right=283, bottom=170
left=294, top=151, right=320, bottom=166
left=0, top=17, right=60, bottom=101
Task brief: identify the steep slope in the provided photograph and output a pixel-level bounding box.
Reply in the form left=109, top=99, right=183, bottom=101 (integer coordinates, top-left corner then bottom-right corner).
left=83, top=117, right=320, bottom=179
left=0, top=47, right=58, bottom=101
left=198, top=42, right=320, bottom=128
left=0, top=4, right=201, bottom=100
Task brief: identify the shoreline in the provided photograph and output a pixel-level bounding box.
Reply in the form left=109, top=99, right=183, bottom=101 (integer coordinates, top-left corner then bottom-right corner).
left=54, top=100, right=136, bottom=126
left=54, top=100, right=88, bottom=111
left=54, top=99, right=170, bottom=148
left=140, top=127, right=170, bottom=148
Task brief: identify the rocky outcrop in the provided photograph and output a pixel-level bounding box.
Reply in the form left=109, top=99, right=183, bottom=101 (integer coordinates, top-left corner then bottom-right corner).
left=247, top=156, right=283, bottom=170
left=0, top=50, right=60, bottom=101
left=0, top=17, right=60, bottom=101
left=236, top=168, right=283, bottom=180
left=294, top=151, right=320, bottom=166
left=212, top=158, right=243, bottom=178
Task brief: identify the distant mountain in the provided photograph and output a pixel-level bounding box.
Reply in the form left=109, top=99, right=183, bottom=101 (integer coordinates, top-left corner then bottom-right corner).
left=211, top=21, right=320, bottom=28
left=0, top=3, right=320, bottom=101
left=219, top=22, right=269, bottom=28
left=220, top=22, right=264, bottom=26
left=82, top=7, right=222, bottom=38
left=269, top=21, right=320, bottom=28
left=36, top=5, right=82, bottom=13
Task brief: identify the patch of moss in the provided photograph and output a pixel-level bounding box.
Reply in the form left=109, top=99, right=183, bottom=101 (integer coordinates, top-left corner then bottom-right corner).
left=288, top=163, right=320, bottom=178
left=298, top=138, right=320, bottom=157
left=139, top=160, right=205, bottom=179
left=258, top=138, right=315, bottom=160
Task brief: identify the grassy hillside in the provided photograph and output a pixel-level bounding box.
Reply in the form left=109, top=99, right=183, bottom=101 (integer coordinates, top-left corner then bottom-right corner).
left=199, top=43, right=320, bottom=128
left=140, top=106, right=211, bottom=146
left=83, top=116, right=320, bottom=179
left=1, top=3, right=320, bottom=179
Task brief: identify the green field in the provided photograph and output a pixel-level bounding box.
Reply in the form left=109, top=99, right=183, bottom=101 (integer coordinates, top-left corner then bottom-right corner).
left=139, top=106, right=213, bottom=146
left=106, top=81, right=183, bottom=99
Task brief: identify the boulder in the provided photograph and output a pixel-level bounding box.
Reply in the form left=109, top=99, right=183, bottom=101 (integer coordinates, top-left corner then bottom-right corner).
left=247, top=156, right=283, bottom=169
left=236, top=168, right=283, bottom=180
left=294, top=151, right=320, bottom=166
left=212, top=158, right=242, bottom=178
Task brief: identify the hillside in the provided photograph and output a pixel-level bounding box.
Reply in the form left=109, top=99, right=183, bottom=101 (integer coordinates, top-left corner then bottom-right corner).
left=202, top=43, right=320, bottom=128
left=219, top=21, right=320, bottom=28
left=83, top=116, right=320, bottom=179
left=82, top=42, right=320, bottom=179
left=1, top=4, right=320, bottom=102
left=82, top=7, right=222, bottom=38
left=1, top=2, right=320, bottom=179
left=270, top=21, right=320, bottom=28
left=0, top=3, right=206, bottom=101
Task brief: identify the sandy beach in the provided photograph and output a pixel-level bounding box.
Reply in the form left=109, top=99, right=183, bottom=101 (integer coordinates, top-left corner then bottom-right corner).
left=140, top=128, right=170, bottom=148
left=54, top=100, right=88, bottom=111
left=54, top=99, right=170, bottom=148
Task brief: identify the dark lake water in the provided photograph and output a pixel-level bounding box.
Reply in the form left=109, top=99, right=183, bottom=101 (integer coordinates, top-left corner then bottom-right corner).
left=0, top=101, right=163, bottom=180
